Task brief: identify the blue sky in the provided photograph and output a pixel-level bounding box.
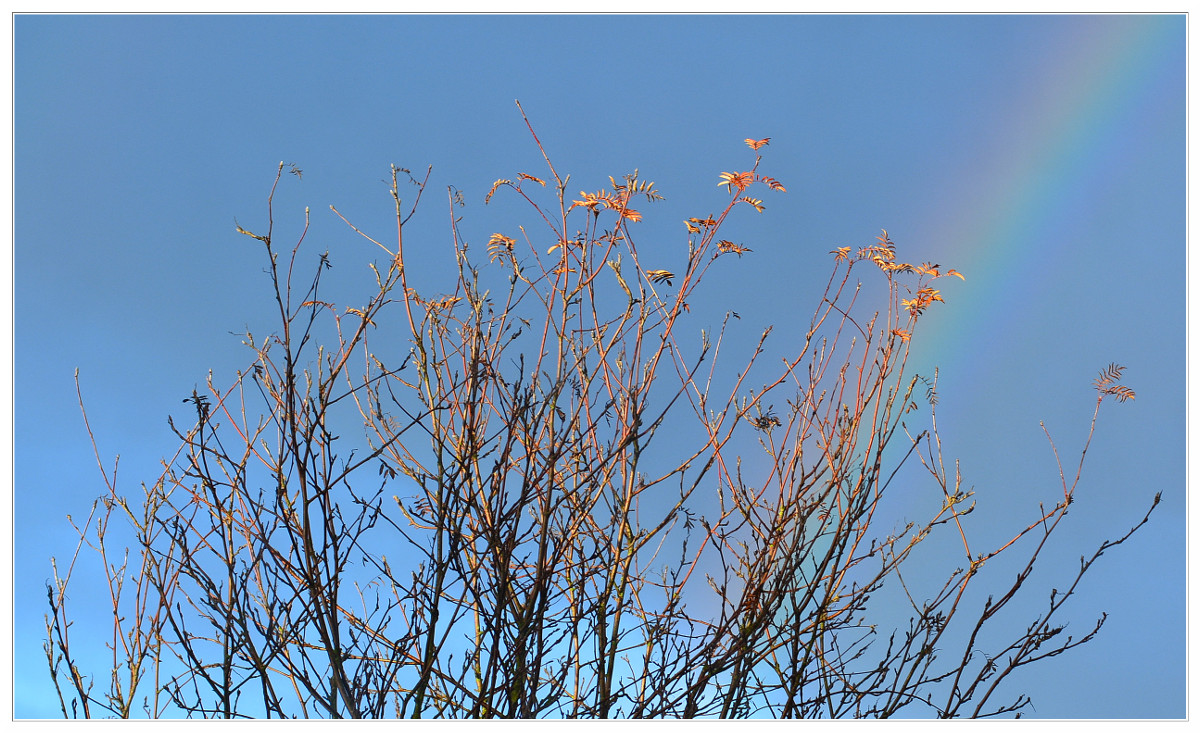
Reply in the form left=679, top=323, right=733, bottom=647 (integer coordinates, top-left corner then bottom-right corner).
left=13, top=14, right=1185, bottom=718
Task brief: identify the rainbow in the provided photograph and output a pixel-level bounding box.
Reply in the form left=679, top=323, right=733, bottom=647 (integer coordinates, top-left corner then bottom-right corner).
left=916, top=16, right=1183, bottom=378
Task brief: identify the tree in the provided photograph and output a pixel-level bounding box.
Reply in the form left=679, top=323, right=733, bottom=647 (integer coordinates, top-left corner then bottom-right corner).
left=44, top=106, right=1157, bottom=719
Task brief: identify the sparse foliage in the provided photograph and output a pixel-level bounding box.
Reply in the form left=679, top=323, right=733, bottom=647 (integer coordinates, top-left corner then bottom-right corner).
left=45, top=106, right=1155, bottom=719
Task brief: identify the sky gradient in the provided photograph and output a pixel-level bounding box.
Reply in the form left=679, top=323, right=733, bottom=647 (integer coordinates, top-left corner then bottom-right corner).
left=13, top=14, right=1185, bottom=718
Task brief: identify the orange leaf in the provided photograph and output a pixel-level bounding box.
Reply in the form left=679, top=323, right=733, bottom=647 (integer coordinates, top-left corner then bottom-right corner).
left=645, top=269, right=675, bottom=286
left=570, top=192, right=602, bottom=212
left=718, top=171, right=754, bottom=193
left=740, top=196, right=765, bottom=213
left=488, top=233, right=517, bottom=262
left=717, top=240, right=752, bottom=257
left=756, top=175, right=786, bottom=192
left=485, top=178, right=511, bottom=205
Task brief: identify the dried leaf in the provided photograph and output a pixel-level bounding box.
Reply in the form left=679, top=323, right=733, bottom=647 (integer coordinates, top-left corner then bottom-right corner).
left=645, top=269, right=675, bottom=286
left=570, top=192, right=603, bottom=213
left=488, top=233, right=516, bottom=262
left=717, top=240, right=752, bottom=257
left=740, top=196, right=766, bottom=213
left=718, top=171, right=754, bottom=193
left=345, top=306, right=377, bottom=326
left=756, top=175, right=787, bottom=192
left=485, top=178, right=512, bottom=204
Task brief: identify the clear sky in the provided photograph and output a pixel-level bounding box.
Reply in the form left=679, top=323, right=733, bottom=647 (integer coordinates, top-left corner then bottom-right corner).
left=14, top=14, right=1185, bottom=718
